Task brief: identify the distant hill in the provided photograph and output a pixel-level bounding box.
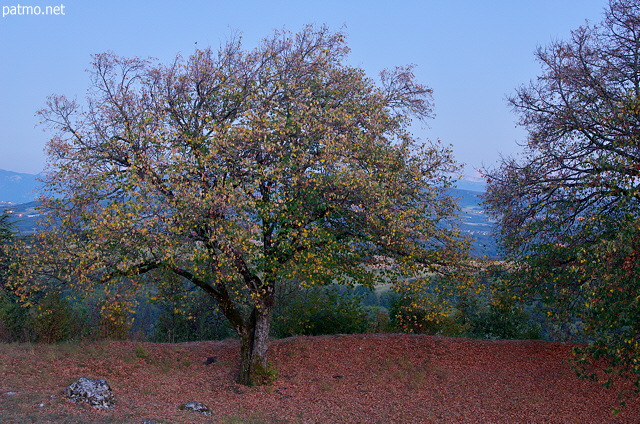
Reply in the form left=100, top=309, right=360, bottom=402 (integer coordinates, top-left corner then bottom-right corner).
left=0, top=169, right=41, bottom=204
left=454, top=177, right=486, bottom=192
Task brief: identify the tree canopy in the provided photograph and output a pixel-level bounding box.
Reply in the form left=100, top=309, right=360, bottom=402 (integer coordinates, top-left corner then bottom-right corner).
left=10, top=26, right=467, bottom=385
left=484, top=0, right=640, bottom=395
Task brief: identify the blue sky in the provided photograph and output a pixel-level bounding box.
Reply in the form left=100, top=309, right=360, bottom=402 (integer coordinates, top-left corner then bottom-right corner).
left=0, top=0, right=607, bottom=178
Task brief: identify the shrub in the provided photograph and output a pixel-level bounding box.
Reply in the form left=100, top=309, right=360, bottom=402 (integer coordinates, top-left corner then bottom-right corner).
left=97, top=299, right=133, bottom=340
left=389, top=295, right=464, bottom=336
left=455, top=293, right=542, bottom=340
left=150, top=290, right=234, bottom=343
left=0, top=288, right=33, bottom=343
left=0, top=289, right=97, bottom=344
left=271, top=284, right=370, bottom=337
left=364, top=306, right=395, bottom=333
left=30, top=293, right=73, bottom=343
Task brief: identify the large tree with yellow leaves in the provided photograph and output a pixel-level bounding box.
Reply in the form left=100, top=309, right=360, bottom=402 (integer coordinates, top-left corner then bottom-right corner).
left=13, top=26, right=465, bottom=385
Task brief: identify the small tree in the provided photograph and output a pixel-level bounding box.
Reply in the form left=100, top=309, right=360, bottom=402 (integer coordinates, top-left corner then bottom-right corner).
left=0, top=212, right=12, bottom=280
left=13, top=26, right=466, bottom=385
left=485, top=0, right=640, bottom=393
left=0, top=212, right=22, bottom=342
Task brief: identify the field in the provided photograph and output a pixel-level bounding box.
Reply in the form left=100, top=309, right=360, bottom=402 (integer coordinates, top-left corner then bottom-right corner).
left=1, top=334, right=639, bottom=423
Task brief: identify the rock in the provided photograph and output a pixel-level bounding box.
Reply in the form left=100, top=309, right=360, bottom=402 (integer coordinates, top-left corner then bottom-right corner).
left=179, top=401, right=212, bottom=416
left=203, top=356, right=218, bottom=365
left=65, top=377, right=115, bottom=409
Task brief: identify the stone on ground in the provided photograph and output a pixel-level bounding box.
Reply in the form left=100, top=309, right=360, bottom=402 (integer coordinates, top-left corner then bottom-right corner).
left=65, top=377, right=115, bottom=409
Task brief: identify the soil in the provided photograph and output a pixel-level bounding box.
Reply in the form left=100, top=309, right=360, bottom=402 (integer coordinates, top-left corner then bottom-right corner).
left=0, top=333, right=639, bottom=423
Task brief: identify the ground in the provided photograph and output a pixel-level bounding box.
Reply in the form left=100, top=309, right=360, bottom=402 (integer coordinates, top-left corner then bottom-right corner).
left=0, top=334, right=638, bottom=423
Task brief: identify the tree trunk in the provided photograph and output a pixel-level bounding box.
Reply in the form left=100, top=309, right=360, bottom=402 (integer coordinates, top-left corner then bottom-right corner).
left=237, top=305, right=273, bottom=386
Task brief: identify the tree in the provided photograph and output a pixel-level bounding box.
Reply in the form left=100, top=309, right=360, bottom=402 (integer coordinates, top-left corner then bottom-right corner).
left=484, top=0, right=640, bottom=394
left=0, top=212, right=31, bottom=343
left=0, top=212, right=12, bottom=281
left=12, top=26, right=466, bottom=385
left=0, top=212, right=14, bottom=300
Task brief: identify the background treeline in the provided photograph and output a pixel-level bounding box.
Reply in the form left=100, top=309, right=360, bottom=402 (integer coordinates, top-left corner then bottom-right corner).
left=0, top=272, right=546, bottom=344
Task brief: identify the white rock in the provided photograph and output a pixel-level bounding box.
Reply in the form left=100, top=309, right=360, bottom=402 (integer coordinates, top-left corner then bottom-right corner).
left=65, top=377, right=115, bottom=409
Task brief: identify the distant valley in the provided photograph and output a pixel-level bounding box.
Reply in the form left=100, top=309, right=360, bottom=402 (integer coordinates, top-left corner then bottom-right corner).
left=450, top=189, right=498, bottom=258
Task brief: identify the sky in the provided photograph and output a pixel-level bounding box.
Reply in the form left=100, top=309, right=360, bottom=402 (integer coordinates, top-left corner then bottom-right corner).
left=0, top=0, right=608, bottom=180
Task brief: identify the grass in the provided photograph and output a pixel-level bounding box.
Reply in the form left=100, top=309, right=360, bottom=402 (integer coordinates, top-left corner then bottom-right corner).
left=135, top=343, right=149, bottom=359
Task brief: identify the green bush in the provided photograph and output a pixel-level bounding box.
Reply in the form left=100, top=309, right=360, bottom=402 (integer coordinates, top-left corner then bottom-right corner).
left=0, top=289, right=33, bottom=343
left=464, top=304, right=542, bottom=340
left=455, top=294, right=542, bottom=340
left=98, top=302, right=131, bottom=340
left=364, top=306, right=395, bottom=333
left=271, top=284, right=370, bottom=337
left=150, top=290, right=234, bottom=343
left=67, top=299, right=103, bottom=341
left=387, top=279, right=542, bottom=340
left=0, top=290, right=92, bottom=343
left=30, top=293, right=73, bottom=343
left=389, top=295, right=465, bottom=336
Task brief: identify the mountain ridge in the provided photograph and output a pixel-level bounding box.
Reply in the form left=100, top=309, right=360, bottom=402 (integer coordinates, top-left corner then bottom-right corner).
left=0, top=169, right=42, bottom=204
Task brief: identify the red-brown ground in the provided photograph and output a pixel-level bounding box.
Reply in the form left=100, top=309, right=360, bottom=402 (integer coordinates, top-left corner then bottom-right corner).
left=1, top=334, right=639, bottom=423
